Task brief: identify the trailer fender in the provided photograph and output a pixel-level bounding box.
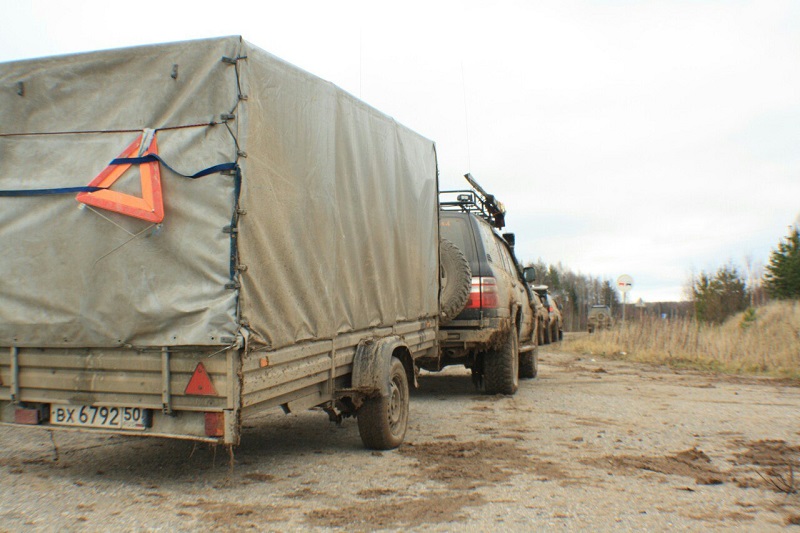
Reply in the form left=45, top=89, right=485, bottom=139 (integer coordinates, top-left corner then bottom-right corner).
left=351, top=336, right=413, bottom=398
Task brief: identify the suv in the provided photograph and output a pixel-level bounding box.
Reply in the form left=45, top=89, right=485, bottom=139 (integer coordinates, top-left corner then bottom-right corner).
left=531, top=290, right=549, bottom=346
left=532, top=286, right=563, bottom=343
left=419, top=178, right=538, bottom=394
left=587, top=305, right=613, bottom=333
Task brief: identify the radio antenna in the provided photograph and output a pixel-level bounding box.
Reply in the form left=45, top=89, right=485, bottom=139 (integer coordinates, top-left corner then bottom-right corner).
left=359, top=29, right=363, bottom=98
left=461, top=61, right=472, bottom=171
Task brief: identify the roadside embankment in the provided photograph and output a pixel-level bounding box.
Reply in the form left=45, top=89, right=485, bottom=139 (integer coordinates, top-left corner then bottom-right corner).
left=563, top=301, right=800, bottom=379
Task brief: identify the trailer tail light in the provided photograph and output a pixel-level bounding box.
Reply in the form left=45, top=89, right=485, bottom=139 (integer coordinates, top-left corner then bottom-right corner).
left=15, top=407, right=41, bottom=425
left=465, top=277, right=499, bottom=309
left=205, top=412, right=225, bottom=437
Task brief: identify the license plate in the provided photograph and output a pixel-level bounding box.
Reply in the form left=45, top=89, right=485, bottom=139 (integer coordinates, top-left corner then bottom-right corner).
left=50, top=404, right=150, bottom=430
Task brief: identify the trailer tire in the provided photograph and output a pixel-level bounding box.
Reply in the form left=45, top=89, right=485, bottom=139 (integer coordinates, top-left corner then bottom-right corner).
left=439, top=239, right=471, bottom=324
left=484, top=324, right=519, bottom=395
left=357, top=356, right=409, bottom=450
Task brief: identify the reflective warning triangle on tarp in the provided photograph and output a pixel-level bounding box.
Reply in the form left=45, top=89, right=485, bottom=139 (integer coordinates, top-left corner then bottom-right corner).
left=76, top=134, right=164, bottom=223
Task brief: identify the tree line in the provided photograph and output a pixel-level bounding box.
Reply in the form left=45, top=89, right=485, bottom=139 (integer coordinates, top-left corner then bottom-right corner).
left=523, top=260, right=622, bottom=331
left=524, top=224, right=800, bottom=330
left=689, top=225, right=799, bottom=324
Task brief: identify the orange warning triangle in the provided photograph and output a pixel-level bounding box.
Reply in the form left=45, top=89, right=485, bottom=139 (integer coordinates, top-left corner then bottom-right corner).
left=77, top=134, right=165, bottom=223
left=185, top=362, right=218, bottom=396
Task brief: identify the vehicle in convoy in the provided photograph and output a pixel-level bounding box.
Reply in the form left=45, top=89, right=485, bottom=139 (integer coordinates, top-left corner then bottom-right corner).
left=547, top=293, right=564, bottom=342
left=418, top=174, right=538, bottom=394
left=0, top=36, right=441, bottom=450
left=532, top=286, right=563, bottom=343
left=588, top=305, right=614, bottom=333
left=531, top=290, right=549, bottom=346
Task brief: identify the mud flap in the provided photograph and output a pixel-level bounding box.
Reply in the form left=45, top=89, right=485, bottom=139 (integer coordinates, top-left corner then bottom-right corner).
left=351, top=336, right=405, bottom=399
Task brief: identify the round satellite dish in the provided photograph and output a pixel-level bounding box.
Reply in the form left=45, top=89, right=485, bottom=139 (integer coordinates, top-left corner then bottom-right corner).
left=617, top=274, right=633, bottom=293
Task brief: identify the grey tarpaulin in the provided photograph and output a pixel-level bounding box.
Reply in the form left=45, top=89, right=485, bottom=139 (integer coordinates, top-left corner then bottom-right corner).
left=0, top=36, right=439, bottom=350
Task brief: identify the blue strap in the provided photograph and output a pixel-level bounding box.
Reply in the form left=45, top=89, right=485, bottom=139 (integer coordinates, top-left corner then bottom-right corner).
left=110, top=154, right=237, bottom=179
left=0, top=157, right=237, bottom=196
left=0, top=186, right=106, bottom=197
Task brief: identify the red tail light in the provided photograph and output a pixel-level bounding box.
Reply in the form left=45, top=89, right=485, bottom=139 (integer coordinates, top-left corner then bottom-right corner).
left=465, top=277, right=499, bottom=309
left=205, top=412, right=225, bottom=437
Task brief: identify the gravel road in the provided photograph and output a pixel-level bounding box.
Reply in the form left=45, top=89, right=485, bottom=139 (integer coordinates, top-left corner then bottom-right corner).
left=1, top=346, right=799, bottom=531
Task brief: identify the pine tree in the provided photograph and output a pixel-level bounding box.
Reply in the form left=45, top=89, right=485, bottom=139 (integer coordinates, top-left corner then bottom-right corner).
left=601, top=279, right=620, bottom=307
left=764, top=226, right=800, bottom=299
left=692, top=264, right=749, bottom=323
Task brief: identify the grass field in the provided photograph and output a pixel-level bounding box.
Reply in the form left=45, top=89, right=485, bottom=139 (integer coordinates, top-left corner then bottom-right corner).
left=564, top=300, right=800, bottom=379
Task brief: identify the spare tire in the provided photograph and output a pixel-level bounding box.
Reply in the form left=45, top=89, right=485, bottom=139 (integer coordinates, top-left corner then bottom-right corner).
left=440, top=238, right=472, bottom=324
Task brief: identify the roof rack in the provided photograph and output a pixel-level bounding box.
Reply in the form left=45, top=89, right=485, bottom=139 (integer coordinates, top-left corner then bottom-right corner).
left=439, top=173, right=506, bottom=229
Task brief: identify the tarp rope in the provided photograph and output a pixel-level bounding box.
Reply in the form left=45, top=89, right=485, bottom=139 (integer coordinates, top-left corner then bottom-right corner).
left=0, top=156, right=237, bottom=197
left=0, top=121, right=226, bottom=138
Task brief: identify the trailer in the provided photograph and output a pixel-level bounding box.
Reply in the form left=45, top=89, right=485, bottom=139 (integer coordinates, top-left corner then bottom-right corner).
left=0, top=36, right=440, bottom=449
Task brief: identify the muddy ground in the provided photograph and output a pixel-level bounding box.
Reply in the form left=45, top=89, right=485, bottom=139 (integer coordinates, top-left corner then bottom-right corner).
left=1, top=345, right=799, bottom=531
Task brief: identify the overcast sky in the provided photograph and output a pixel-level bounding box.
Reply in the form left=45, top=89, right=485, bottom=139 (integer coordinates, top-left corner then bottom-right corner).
left=2, top=0, right=799, bottom=302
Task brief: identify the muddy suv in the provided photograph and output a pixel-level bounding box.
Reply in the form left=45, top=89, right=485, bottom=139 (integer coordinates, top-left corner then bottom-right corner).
left=587, top=305, right=613, bottom=333
left=532, top=286, right=563, bottom=343
left=531, top=290, right=549, bottom=346
left=419, top=177, right=538, bottom=394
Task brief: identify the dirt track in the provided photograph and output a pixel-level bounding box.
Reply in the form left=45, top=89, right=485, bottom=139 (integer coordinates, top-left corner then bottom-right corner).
left=1, top=346, right=799, bottom=531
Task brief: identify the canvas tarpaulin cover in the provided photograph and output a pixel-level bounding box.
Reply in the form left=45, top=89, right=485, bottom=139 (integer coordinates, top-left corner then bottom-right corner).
left=0, top=36, right=439, bottom=351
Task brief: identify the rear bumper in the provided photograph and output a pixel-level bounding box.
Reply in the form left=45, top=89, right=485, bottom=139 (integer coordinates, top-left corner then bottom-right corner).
left=439, top=317, right=510, bottom=346
left=0, top=345, right=239, bottom=443
left=0, top=404, right=232, bottom=444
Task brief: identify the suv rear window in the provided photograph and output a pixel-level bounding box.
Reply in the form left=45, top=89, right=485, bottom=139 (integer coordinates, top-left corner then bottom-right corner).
left=440, top=215, right=480, bottom=276
left=476, top=219, right=505, bottom=272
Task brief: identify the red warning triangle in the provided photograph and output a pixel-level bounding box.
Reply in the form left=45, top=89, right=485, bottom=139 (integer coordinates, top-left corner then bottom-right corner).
left=185, top=362, right=218, bottom=396
left=76, top=134, right=165, bottom=223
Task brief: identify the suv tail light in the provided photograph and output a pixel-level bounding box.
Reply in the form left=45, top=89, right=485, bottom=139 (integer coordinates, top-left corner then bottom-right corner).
left=465, top=277, right=499, bottom=309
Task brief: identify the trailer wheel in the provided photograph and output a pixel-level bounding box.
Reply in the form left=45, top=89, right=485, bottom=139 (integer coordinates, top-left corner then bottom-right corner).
left=484, top=324, right=519, bottom=395
left=357, top=356, right=409, bottom=450
left=439, top=239, right=471, bottom=324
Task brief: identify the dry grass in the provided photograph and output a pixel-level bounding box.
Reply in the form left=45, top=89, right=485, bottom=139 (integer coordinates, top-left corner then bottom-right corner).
left=564, top=301, right=800, bottom=378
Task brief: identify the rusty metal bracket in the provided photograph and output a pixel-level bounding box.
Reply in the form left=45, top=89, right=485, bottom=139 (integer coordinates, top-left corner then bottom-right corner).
left=10, top=346, right=19, bottom=404
left=328, top=340, right=337, bottom=408
left=161, top=347, right=173, bottom=415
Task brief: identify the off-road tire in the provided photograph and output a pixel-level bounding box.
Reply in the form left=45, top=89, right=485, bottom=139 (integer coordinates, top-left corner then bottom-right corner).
left=439, top=239, right=471, bottom=324
left=519, top=343, right=538, bottom=379
left=357, top=357, right=409, bottom=450
left=484, top=325, right=519, bottom=395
